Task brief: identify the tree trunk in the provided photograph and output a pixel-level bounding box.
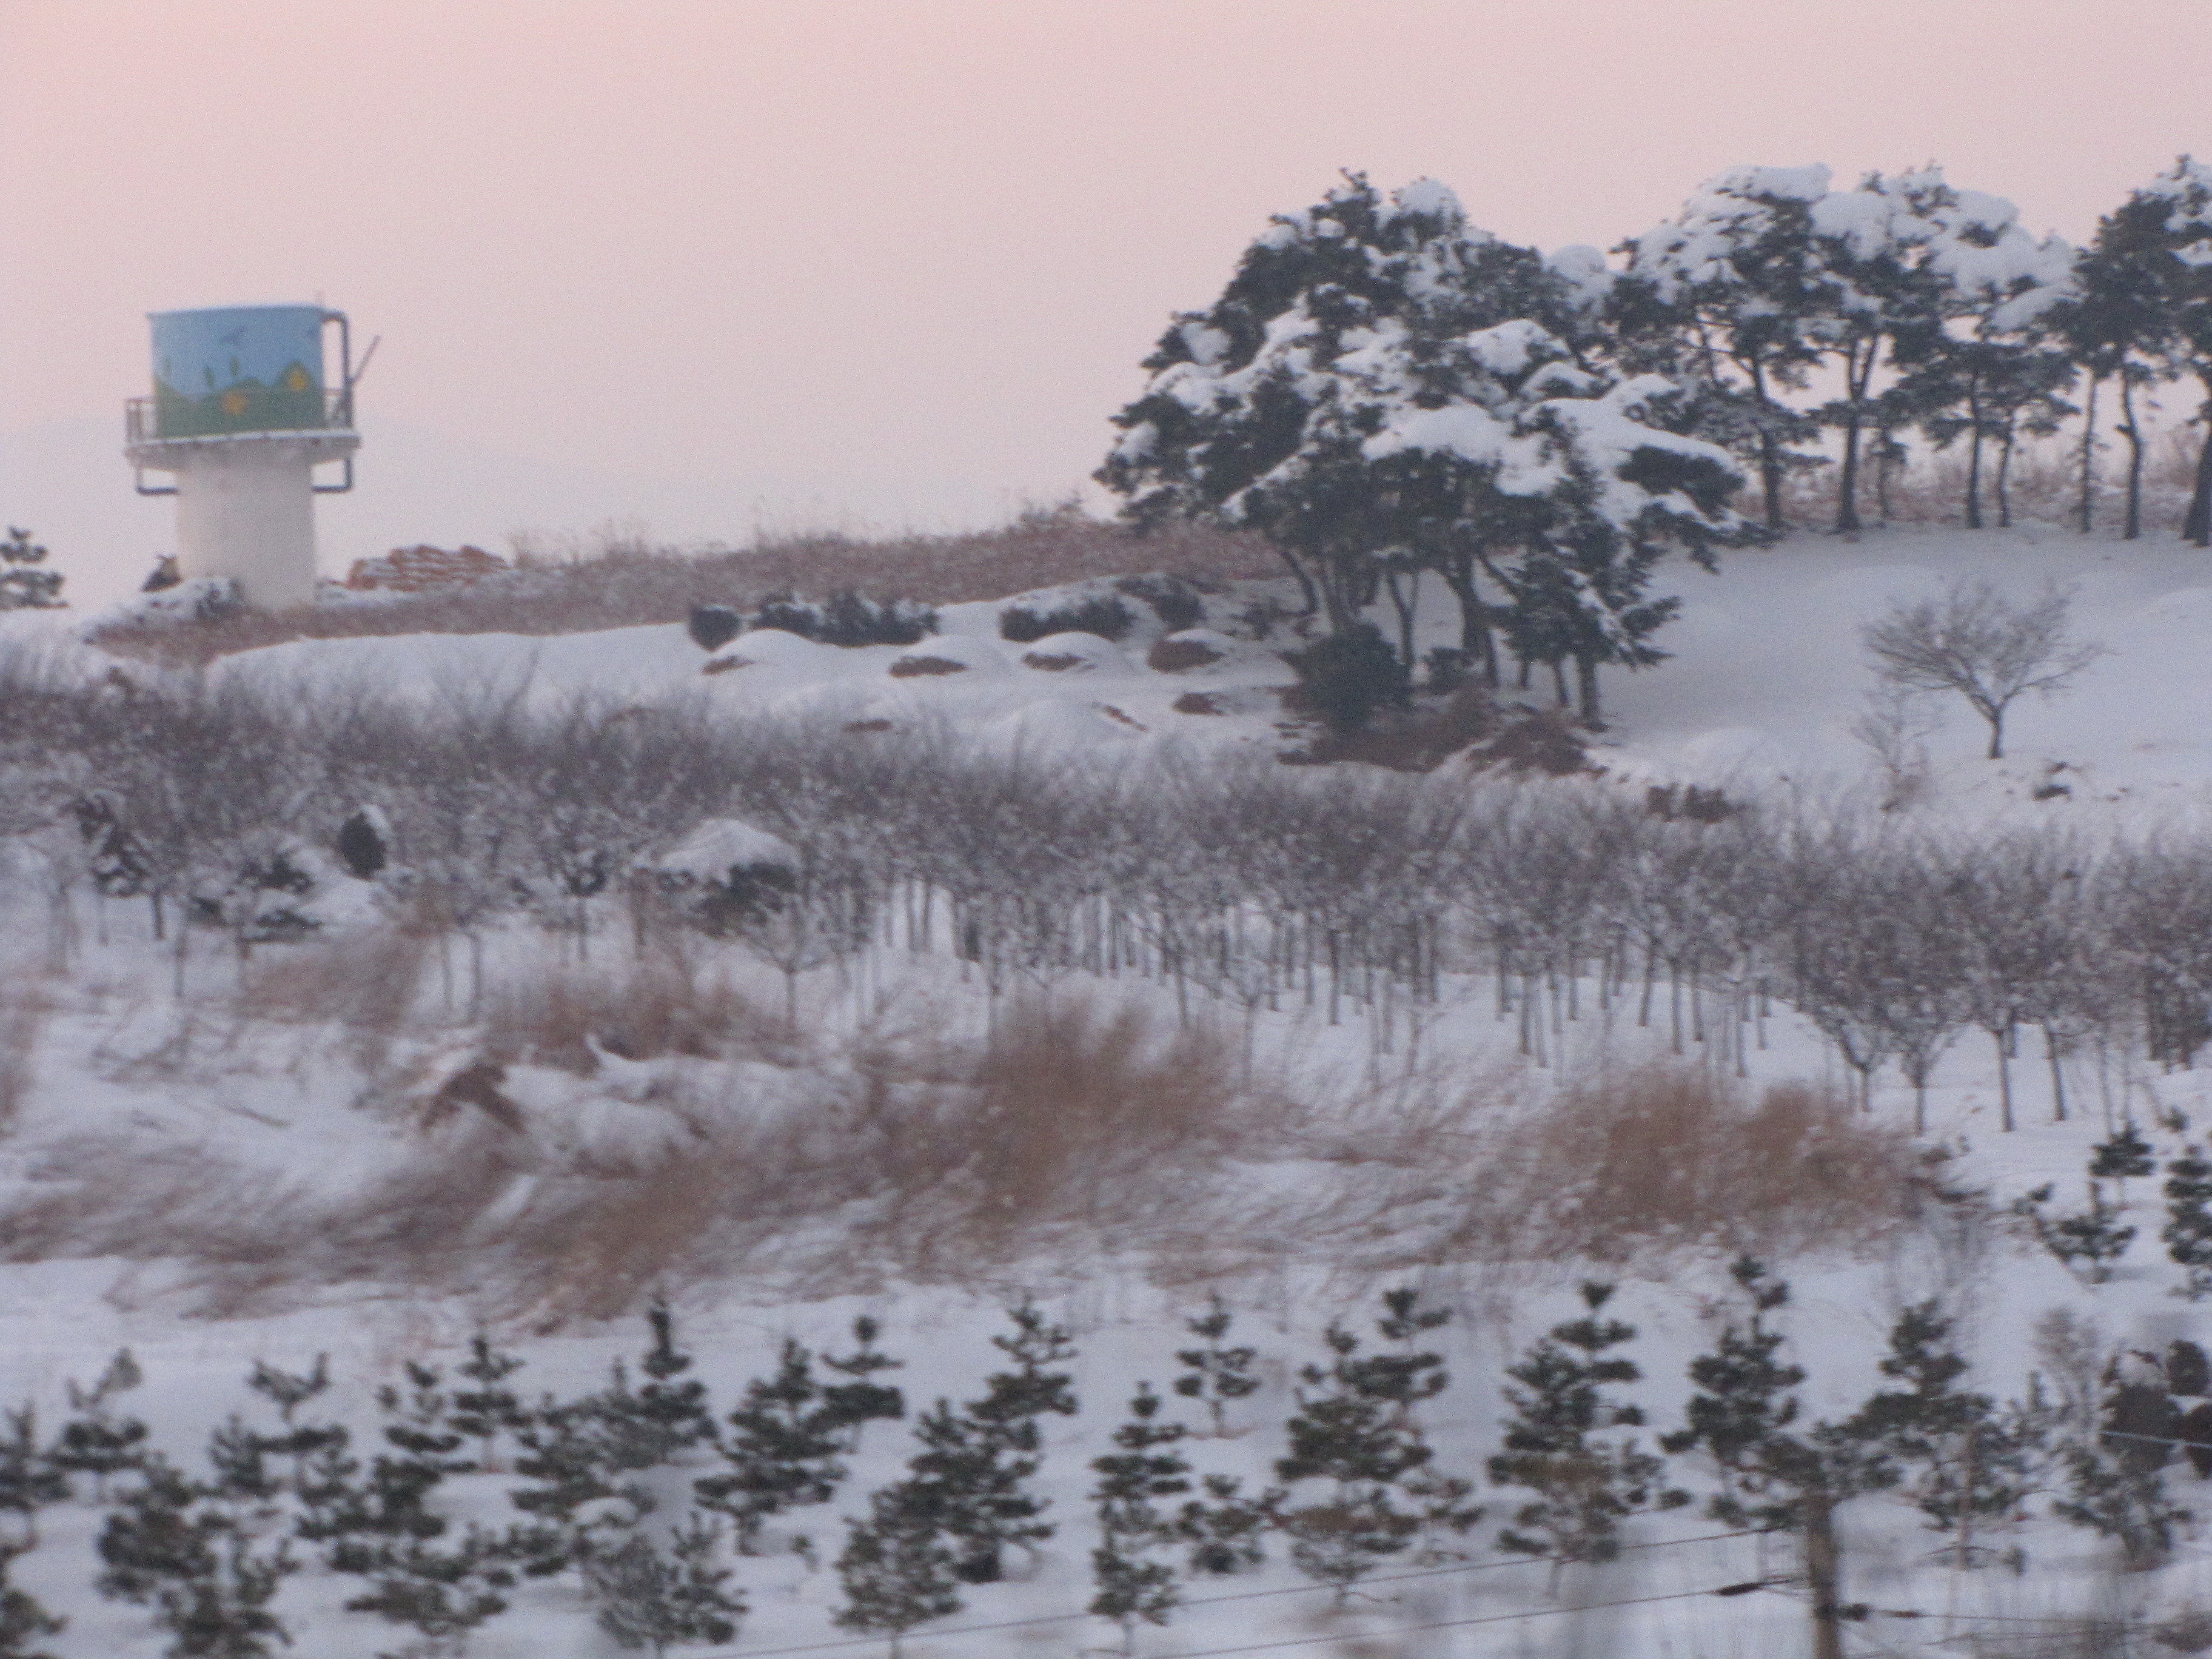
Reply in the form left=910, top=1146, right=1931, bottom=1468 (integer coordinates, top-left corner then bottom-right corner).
left=1275, top=542, right=1321, bottom=617
left=1985, top=706, right=2005, bottom=762
left=2077, top=372, right=2102, bottom=534
left=1384, top=567, right=1419, bottom=672
left=1996, top=429, right=2016, bottom=528
left=1964, top=384, right=1986, bottom=529
left=1436, top=556, right=1497, bottom=685
left=1748, top=354, right=1787, bottom=530
left=1805, top=1491, right=1847, bottom=1659
left=2186, top=394, right=2212, bottom=547
left=1577, top=655, right=1602, bottom=726
left=2120, top=370, right=2145, bottom=541
left=1834, top=335, right=1881, bottom=534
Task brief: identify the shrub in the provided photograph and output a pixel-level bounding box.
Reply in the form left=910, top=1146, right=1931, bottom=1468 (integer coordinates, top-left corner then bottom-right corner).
left=1282, top=625, right=1409, bottom=732
left=750, top=591, right=937, bottom=648
left=998, top=595, right=1134, bottom=644
left=1114, top=575, right=1206, bottom=632
left=686, top=606, right=743, bottom=651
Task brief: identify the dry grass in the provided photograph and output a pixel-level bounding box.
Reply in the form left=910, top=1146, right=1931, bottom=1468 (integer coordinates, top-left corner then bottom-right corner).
left=480, top=962, right=788, bottom=1074
left=0, top=991, right=1270, bottom=1321
left=89, top=512, right=1283, bottom=669
left=1460, top=1064, right=1924, bottom=1262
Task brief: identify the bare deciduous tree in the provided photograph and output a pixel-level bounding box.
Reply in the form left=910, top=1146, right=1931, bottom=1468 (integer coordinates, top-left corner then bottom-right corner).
left=1862, top=580, right=2105, bottom=760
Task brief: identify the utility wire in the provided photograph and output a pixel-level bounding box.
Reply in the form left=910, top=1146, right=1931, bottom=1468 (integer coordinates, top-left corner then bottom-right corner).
left=713, top=1527, right=1771, bottom=1658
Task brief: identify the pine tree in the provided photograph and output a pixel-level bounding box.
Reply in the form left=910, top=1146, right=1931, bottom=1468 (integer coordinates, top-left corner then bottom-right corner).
left=1088, top=1384, right=1191, bottom=1653
left=244, top=1355, right=347, bottom=1500
left=447, top=1333, right=529, bottom=1473
left=1173, top=1475, right=1275, bottom=1577
left=96, top=1455, right=298, bottom=1659
left=0, top=1409, right=68, bottom=1549
left=2011, top=1180, right=2136, bottom=1284
left=2163, top=1142, right=2212, bottom=1299
left=1662, top=1257, right=1808, bottom=1529
left=0, top=1540, right=64, bottom=1659
left=834, top=1489, right=961, bottom=1659
left=695, top=1339, right=846, bottom=1553
left=52, top=1349, right=149, bottom=1500
left=897, top=1302, right=1078, bottom=1584
left=1274, top=1319, right=1425, bottom=1603
left=817, top=1318, right=906, bottom=1452
left=1172, top=1293, right=1260, bottom=1437
left=583, top=1513, right=745, bottom=1657
left=1843, top=1302, right=2037, bottom=1564
left=0, top=529, right=62, bottom=612
left=2056, top=1357, right=2194, bottom=1570
left=1489, top=1282, right=1688, bottom=1570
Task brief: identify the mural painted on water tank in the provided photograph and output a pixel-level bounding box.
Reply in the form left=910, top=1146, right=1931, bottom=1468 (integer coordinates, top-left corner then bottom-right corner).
left=150, top=306, right=327, bottom=437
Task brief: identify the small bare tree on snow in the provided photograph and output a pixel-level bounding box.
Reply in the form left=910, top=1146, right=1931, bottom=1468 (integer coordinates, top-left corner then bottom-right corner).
left=1862, top=580, right=2105, bottom=760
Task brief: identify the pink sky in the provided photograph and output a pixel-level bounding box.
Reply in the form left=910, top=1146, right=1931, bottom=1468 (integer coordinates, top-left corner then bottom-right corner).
left=4, top=1, right=2210, bottom=595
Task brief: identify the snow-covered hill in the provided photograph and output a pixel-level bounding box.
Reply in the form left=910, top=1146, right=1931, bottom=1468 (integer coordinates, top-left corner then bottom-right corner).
left=8, top=525, right=2212, bottom=1658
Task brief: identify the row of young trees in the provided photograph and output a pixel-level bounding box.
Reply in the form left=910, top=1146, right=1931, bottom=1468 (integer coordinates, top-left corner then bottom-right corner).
left=1, top=664, right=2207, bottom=1125
left=2, top=1283, right=2200, bottom=1659
left=1100, top=159, right=2212, bottom=718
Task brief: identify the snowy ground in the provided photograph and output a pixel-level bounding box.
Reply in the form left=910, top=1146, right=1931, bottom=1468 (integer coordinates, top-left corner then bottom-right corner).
left=9, top=524, right=2212, bottom=1656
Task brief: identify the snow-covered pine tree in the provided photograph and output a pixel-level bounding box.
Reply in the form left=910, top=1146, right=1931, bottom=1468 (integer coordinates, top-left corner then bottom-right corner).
left=1088, top=1383, right=1191, bottom=1653
left=582, top=1513, right=744, bottom=1657
left=1841, top=1302, right=2038, bottom=1565
left=0, top=1408, right=67, bottom=1549
left=817, top=1318, right=906, bottom=1451
left=2163, top=1141, right=2212, bottom=1299
left=1172, top=1293, right=1260, bottom=1437
left=52, top=1349, right=149, bottom=1500
left=1488, top=1282, right=1689, bottom=1570
left=2092, top=1121, right=2159, bottom=1196
left=0, top=529, right=62, bottom=612
left=2070, top=159, right=2212, bottom=545
left=1621, top=166, right=1835, bottom=531
left=0, top=1540, right=63, bottom=1659
left=833, top=1489, right=962, bottom=1658
left=447, top=1333, right=529, bottom=1473
left=695, top=1339, right=846, bottom=1553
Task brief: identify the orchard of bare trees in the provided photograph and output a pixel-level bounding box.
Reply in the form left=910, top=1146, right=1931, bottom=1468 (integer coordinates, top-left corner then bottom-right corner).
left=2, top=653, right=2206, bottom=1134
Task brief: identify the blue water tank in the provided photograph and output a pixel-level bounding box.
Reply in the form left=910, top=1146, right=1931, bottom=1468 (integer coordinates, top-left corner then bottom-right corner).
left=150, top=305, right=327, bottom=438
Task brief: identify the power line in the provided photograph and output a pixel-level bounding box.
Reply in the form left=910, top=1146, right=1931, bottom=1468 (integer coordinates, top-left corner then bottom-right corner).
left=712, top=1527, right=1771, bottom=1658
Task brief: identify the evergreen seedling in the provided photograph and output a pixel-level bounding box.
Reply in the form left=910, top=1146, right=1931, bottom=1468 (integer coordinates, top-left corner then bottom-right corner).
left=53, top=1349, right=149, bottom=1499
left=834, top=1489, right=961, bottom=1658
left=1275, top=1319, right=1427, bottom=1603
left=448, top=1334, right=529, bottom=1473
left=2011, top=1180, right=2135, bottom=1284
left=697, top=1339, right=846, bottom=1553
left=1663, top=1257, right=1808, bottom=1529
left=1489, top=1282, right=1689, bottom=1570
left=2090, top=1121, right=2158, bottom=1194
left=1088, top=1384, right=1191, bottom=1652
left=0, top=1541, right=64, bottom=1659
left=2056, top=1360, right=2193, bottom=1571
left=583, top=1513, right=744, bottom=1657
left=97, top=1455, right=298, bottom=1659
left=0, top=1409, right=68, bottom=1549
left=817, top=1318, right=906, bottom=1451
left=1173, top=1294, right=1261, bottom=1437
left=899, top=1302, right=1078, bottom=1583
left=1173, top=1475, right=1274, bottom=1577
left=1843, top=1302, right=2037, bottom=1564
left=0, top=528, right=62, bottom=612
left=2163, top=1143, right=2212, bottom=1299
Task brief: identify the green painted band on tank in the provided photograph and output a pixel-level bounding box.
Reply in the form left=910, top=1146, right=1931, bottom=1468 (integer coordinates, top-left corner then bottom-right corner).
left=152, top=367, right=326, bottom=437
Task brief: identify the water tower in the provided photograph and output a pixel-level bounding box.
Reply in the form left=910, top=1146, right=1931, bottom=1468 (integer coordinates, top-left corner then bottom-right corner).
left=124, top=305, right=366, bottom=609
